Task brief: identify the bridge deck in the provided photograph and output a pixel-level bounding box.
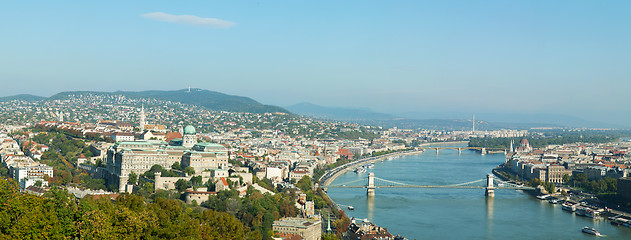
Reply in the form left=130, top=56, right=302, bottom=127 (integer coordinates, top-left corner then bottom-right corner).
left=324, top=185, right=533, bottom=190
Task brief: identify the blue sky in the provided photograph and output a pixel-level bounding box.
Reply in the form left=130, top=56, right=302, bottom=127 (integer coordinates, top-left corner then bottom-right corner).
left=1, top=1, right=630, bottom=126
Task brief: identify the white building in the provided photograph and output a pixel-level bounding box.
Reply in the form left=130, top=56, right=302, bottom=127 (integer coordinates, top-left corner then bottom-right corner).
left=14, top=164, right=53, bottom=182
left=111, top=132, right=135, bottom=142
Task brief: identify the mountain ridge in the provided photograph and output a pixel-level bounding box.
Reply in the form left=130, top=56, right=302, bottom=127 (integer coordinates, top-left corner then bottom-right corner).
left=44, top=89, right=289, bottom=114
left=0, top=94, right=46, bottom=102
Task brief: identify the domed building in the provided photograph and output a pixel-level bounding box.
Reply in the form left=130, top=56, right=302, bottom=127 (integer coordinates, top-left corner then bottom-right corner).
left=182, top=125, right=197, bottom=148
left=516, top=137, right=532, bottom=153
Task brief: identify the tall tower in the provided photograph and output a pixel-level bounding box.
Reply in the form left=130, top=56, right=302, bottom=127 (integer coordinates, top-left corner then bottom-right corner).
left=139, top=105, right=146, bottom=131
left=472, top=115, right=476, bottom=133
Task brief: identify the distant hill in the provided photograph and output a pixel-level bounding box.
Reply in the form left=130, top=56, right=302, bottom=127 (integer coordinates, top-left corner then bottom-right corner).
left=48, top=89, right=289, bottom=114
left=287, top=102, right=394, bottom=121
left=0, top=94, right=46, bottom=102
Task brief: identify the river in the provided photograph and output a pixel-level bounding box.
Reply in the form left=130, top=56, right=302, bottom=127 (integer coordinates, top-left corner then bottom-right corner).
left=327, top=147, right=631, bottom=239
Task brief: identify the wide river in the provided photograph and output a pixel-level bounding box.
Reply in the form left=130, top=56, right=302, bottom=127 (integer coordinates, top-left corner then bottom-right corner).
left=327, top=147, right=631, bottom=239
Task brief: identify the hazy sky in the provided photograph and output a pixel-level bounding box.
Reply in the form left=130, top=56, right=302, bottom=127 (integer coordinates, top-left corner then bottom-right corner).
left=1, top=1, right=630, bottom=125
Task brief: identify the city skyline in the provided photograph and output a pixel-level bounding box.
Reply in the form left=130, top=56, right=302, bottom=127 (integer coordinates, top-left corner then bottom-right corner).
left=2, top=1, right=630, bottom=126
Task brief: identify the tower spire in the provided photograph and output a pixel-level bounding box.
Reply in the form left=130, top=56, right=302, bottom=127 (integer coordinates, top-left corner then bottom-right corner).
left=139, top=104, right=146, bottom=131
left=472, top=114, right=475, bottom=133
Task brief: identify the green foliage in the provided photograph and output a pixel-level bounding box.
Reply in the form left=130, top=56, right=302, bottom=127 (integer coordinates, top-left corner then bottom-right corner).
left=202, top=188, right=299, bottom=239
left=128, top=171, right=138, bottom=185
left=191, top=176, right=203, bottom=187
left=171, top=162, right=182, bottom=171
left=175, top=179, right=188, bottom=193
left=296, top=175, right=312, bottom=192
left=528, top=178, right=542, bottom=187
left=184, top=166, right=195, bottom=176
left=322, top=233, right=340, bottom=240
left=142, top=164, right=180, bottom=180
left=568, top=173, right=618, bottom=194
left=542, top=181, right=556, bottom=194
left=0, top=178, right=252, bottom=239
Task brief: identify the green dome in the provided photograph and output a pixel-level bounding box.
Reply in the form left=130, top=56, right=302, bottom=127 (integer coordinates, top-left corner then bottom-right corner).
left=183, top=125, right=196, bottom=135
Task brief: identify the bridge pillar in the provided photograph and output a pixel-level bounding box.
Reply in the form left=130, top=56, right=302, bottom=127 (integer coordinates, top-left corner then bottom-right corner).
left=481, top=147, right=487, bottom=155
left=458, top=147, right=462, bottom=154
left=367, top=173, right=375, bottom=196
left=435, top=148, right=439, bottom=154
left=485, top=174, right=495, bottom=197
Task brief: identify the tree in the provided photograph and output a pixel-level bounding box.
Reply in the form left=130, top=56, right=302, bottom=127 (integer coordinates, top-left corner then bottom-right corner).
left=191, top=176, right=203, bottom=187
left=528, top=178, right=542, bottom=187
left=175, top=179, right=188, bottom=192
left=171, top=162, right=182, bottom=171
left=296, top=175, right=312, bottom=192
left=562, top=174, right=571, bottom=184
left=322, top=233, right=340, bottom=240
left=128, top=171, right=138, bottom=185
left=35, top=180, right=43, bottom=187
left=543, top=181, right=555, bottom=194
left=184, top=166, right=195, bottom=176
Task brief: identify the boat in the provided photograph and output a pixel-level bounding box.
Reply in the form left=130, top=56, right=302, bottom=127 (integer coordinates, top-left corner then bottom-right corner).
left=348, top=206, right=355, bottom=210
left=536, top=195, right=550, bottom=200
left=548, top=199, right=560, bottom=204
left=576, top=207, right=601, bottom=218
left=610, top=217, right=631, bottom=228
left=354, top=167, right=367, bottom=174
left=581, top=226, right=601, bottom=236
left=562, top=202, right=577, bottom=212
left=365, top=164, right=374, bottom=169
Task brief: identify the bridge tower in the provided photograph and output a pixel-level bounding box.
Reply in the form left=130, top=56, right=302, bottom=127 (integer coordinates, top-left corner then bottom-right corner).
left=485, top=174, right=495, bottom=197
left=481, top=147, right=487, bottom=155
left=367, top=173, right=375, bottom=196
left=458, top=147, right=462, bottom=154
left=435, top=148, right=439, bottom=154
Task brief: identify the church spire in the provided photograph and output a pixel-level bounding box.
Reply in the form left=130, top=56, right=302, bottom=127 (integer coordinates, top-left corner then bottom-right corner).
left=139, top=105, right=146, bottom=131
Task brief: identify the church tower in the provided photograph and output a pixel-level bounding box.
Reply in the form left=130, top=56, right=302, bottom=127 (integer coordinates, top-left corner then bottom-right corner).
left=139, top=105, right=146, bottom=131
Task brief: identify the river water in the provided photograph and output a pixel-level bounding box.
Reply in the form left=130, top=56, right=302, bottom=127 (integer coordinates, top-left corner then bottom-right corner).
left=327, top=147, right=631, bottom=239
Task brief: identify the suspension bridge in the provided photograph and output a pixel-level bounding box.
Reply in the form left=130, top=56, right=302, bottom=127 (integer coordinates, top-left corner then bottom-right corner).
left=322, top=173, right=534, bottom=197
left=417, top=146, right=507, bottom=155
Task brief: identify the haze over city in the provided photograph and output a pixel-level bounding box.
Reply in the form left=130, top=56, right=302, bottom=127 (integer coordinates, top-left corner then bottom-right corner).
left=2, top=1, right=630, bottom=126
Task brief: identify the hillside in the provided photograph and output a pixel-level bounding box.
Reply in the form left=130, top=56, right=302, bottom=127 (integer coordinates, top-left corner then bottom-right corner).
left=48, top=89, right=289, bottom=114
left=0, top=94, right=46, bottom=102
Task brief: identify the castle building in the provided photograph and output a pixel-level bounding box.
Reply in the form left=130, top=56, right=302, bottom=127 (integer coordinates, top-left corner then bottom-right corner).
left=105, top=136, right=228, bottom=192
left=181, top=142, right=229, bottom=173
left=182, top=125, right=197, bottom=148
left=105, top=140, right=186, bottom=192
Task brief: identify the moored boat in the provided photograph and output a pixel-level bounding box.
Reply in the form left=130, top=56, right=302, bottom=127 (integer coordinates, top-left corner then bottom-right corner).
left=562, top=202, right=577, bottom=212
left=576, top=207, right=601, bottom=218
left=536, top=195, right=550, bottom=200
left=548, top=198, right=560, bottom=204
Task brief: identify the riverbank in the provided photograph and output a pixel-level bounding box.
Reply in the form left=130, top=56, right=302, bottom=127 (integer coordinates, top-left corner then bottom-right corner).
left=319, top=149, right=424, bottom=187
left=493, top=164, right=631, bottom=224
